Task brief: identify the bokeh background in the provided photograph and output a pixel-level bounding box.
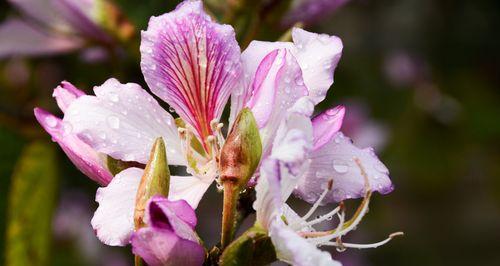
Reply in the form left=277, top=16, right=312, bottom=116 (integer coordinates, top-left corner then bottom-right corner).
left=1, top=0, right=499, bottom=265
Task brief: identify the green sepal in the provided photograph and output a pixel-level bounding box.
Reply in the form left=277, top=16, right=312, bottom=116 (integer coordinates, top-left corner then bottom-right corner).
left=219, top=225, right=277, bottom=266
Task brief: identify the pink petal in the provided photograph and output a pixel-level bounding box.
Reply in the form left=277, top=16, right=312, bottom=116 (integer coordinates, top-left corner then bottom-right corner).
left=312, top=105, right=346, bottom=150
left=131, top=227, right=204, bottom=266
left=52, top=81, right=85, bottom=113
left=8, top=0, right=68, bottom=29
left=168, top=175, right=212, bottom=209
left=34, top=108, right=112, bottom=185
left=0, top=18, right=82, bottom=58
left=230, top=41, right=291, bottom=124
left=91, top=167, right=143, bottom=246
left=291, top=28, right=343, bottom=104
left=294, top=132, right=394, bottom=204
left=255, top=50, right=309, bottom=157
left=147, top=196, right=197, bottom=229
left=245, top=49, right=281, bottom=127
left=141, top=0, right=241, bottom=143
left=63, top=78, right=184, bottom=165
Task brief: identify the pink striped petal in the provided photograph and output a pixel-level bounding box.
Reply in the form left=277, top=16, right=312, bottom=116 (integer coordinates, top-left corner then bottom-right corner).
left=141, top=0, right=241, bottom=143
left=52, top=81, right=85, bottom=113
left=294, top=132, right=393, bottom=204
left=312, top=105, right=345, bottom=150
left=34, top=108, right=112, bottom=185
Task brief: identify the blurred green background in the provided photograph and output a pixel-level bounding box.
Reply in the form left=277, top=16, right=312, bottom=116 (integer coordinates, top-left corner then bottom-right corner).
left=1, top=0, right=499, bottom=265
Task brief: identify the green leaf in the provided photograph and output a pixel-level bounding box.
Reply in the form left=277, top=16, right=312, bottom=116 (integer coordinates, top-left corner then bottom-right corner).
left=219, top=225, right=277, bottom=266
left=5, top=141, right=59, bottom=266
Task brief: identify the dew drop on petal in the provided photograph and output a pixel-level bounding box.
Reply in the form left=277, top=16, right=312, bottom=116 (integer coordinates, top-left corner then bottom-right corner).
left=332, top=159, right=348, bottom=174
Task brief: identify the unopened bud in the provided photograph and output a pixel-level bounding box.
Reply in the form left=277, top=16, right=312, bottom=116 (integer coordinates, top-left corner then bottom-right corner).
left=220, top=108, right=262, bottom=190
left=134, top=137, right=170, bottom=228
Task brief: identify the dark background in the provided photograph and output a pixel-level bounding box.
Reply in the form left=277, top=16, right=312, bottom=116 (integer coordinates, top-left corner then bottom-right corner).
left=1, top=0, right=499, bottom=265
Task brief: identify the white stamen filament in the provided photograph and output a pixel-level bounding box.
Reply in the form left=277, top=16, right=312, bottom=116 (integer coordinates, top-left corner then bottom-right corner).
left=322, top=232, right=404, bottom=249
left=301, top=185, right=330, bottom=221
left=300, top=206, right=340, bottom=228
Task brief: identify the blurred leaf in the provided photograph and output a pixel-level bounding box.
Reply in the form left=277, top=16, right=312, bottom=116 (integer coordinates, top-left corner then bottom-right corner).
left=5, top=141, right=59, bottom=266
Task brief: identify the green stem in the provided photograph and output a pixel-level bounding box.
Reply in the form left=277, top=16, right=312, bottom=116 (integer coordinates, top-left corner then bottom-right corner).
left=221, top=182, right=239, bottom=249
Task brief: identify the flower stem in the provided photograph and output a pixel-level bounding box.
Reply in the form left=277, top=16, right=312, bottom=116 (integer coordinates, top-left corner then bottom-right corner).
left=221, top=181, right=239, bottom=249
left=134, top=255, right=142, bottom=266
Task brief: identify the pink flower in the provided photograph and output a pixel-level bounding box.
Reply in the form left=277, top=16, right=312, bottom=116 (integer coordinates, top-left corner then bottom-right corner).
left=36, top=0, right=390, bottom=250
left=0, top=0, right=114, bottom=58
left=130, top=196, right=205, bottom=266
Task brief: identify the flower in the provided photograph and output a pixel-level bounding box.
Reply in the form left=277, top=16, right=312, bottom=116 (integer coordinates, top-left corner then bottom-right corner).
left=36, top=0, right=344, bottom=247
left=130, top=196, right=205, bottom=266
left=0, top=0, right=132, bottom=59
left=252, top=97, right=400, bottom=266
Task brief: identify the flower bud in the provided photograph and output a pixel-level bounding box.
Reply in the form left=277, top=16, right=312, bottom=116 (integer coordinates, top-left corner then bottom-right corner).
left=134, top=137, right=170, bottom=228
left=220, top=108, right=262, bottom=190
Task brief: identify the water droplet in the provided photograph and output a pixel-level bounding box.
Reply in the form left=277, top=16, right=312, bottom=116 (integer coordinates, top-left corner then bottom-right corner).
left=332, top=159, right=348, bottom=173
left=107, top=116, right=120, bottom=129
left=45, top=116, right=57, bottom=128
left=168, top=106, right=175, bottom=113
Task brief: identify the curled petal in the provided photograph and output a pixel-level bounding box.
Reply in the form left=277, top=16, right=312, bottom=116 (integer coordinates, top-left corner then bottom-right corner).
left=131, top=196, right=204, bottom=266
left=147, top=196, right=197, bottom=230
left=294, top=132, right=394, bottom=204
left=292, top=28, right=343, bottom=104
left=312, top=105, right=345, bottom=150
left=131, top=227, right=204, bottom=266
left=64, top=78, right=184, bottom=165
left=91, top=167, right=143, bottom=246
left=254, top=50, right=309, bottom=156
left=168, top=175, right=212, bottom=209
left=34, top=108, right=112, bottom=185
left=52, top=81, right=85, bottom=113
left=141, top=0, right=241, bottom=142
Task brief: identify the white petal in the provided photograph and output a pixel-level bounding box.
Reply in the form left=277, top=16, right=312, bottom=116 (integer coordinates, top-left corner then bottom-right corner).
left=168, top=175, right=212, bottom=209
left=295, top=132, right=393, bottom=204
left=64, top=78, right=184, bottom=165
left=91, top=167, right=143, bottom=246
left=292, top=28, right=343, bottom=104
left=269, top=220, right=341, bottom=266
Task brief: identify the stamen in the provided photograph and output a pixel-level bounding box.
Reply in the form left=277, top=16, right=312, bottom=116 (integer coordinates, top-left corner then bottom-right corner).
left=301, top=184, right=330, bottom=221
left=300, top=206, right=340, bottom=228
left=323, top=232, right=404, bottom=249
left=303, top=158, right=372, bottom=244
left=210, top=119, right=219, bottom=131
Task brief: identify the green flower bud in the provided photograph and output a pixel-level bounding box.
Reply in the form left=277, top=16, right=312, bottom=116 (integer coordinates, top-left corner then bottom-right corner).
left=219, top=108, right=262, bottom=190
left=134, top=137, right=170, bottom=228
